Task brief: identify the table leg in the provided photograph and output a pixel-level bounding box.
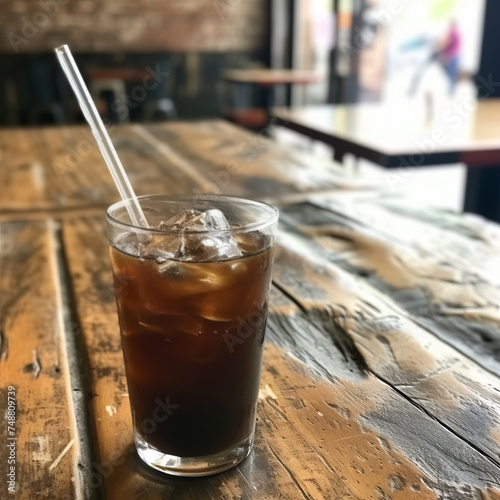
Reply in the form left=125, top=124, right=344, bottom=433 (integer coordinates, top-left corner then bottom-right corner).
left=464, top=165, right=500, bottom=222
left=333, top=149, right=345, bottom=163
left=263, top=86, right=274, bottom=112
left=262, top=86, right=276, bottom=129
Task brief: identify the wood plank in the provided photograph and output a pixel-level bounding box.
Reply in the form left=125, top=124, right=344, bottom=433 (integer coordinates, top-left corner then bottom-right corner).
left=271, top=218, right=500, bottom=480
left=0, top=123, right=371, bottom=223
left=0, top=220, right=80, bottom=498
left=48, top=125, right=203, bottom=204
left=0, top=204, right=109, bottom=223
left=266, top=288, right=500, bottom=498
left=141, top=121, right=371, bottom=198
left=280, top=194, right=500, bottom=377
left=61, top=215, right=415, bottom=499
left=0, top=129, right=49, bottom=210
left=61, top=214, right=500, bottom=498
left=0, top=125, right=203, bottom=217
left=64, top=216, right=352, bottom=499
left=257, top=337, right=438, bottom=499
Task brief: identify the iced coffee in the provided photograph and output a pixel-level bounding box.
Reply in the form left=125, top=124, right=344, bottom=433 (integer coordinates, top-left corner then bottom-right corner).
left=106, top=195, right=278, bottom=476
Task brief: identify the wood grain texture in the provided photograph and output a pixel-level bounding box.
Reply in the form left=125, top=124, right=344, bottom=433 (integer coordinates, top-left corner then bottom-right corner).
left=280, top=194, right=500, bottom=375
left=61, top=211, right=500, bottom=499
left=4, top=122, right=500, bottom=498
left=141, top=120, right=366, bottom=199
left=59, top=216, right=435, bottom=499
left=0, top=125, right=202, bottom=216
left=0, top=129, right=49, bottom=210
left=63, top=216, right=348, bottom=500
left=275, top=196, right=500, bottom=483
left=0, top=221, right=79, bottom=498
left=0, top=122, right=362, bottom=223
left=270, top=230, right=500, bottom=496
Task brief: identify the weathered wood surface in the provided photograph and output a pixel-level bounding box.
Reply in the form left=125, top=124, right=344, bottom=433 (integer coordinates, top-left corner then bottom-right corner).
left=0, top=221, right=80, bottom=498
left=280, top=194, right=500, bottom=376
left=271, top=228, right=500, bottom=492
left=0, top=122, right=363, bottom=222
left=61, top=209, right=500, bottom=498
left=139, top=121, right=363, bottom=199
left=2, top=121, right=500, bottom=499
left=60, top=216, right=442, bottom=499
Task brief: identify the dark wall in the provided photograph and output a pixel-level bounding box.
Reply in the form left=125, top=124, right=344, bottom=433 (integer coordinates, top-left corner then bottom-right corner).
left=476, top=0, right=500, bottom=98
left=0, top=50, right=269, bottom=126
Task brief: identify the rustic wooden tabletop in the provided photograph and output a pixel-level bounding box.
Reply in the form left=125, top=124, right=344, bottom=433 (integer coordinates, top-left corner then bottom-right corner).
left=1, top=121, right=500, bottom=499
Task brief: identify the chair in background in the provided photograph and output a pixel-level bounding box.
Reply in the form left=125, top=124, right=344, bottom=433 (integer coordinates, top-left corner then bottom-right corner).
left=88, top=72, right=129, bottom=124
left=141, top=58, right=177, bottom=122
left=86, top=60, right=177, bottom=123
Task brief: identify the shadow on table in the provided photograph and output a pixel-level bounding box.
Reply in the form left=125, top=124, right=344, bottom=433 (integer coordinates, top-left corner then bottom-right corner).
left=102, top=425, right=280, bottom=499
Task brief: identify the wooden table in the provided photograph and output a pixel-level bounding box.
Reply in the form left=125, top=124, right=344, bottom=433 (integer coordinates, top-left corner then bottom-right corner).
left=273, top=101, right=500, bottom=222
left=222, top=69, right=323, bottom=88
left=1, top=121, right=500, bottom=499
left=86, top=68, right=153, bottom=82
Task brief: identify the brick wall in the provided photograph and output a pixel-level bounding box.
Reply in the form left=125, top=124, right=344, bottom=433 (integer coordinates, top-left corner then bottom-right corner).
left=1, top=0, right=268, bottom=53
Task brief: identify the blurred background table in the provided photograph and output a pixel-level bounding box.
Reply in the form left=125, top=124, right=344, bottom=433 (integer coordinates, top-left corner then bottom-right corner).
left=222, top=69, right=323, bottom=87
left=274, top=100, right=500, bottom=222
left=221, top=69, right=323, bottom=130
left=1, top=122, right=500, bottom=499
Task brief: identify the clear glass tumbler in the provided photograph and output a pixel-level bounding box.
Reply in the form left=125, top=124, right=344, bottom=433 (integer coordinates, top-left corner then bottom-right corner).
left=106, top=195, right=278, bottom=476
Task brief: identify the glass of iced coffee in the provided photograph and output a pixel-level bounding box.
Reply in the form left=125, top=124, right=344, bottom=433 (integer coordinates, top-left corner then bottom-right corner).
left=106, top=195, right=278, bottom=476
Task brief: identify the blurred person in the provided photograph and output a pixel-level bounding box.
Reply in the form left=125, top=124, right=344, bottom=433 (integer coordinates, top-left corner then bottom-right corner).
left=408, top=19, right=462, bottom=96
left=440, top=19, right=462, bottom=93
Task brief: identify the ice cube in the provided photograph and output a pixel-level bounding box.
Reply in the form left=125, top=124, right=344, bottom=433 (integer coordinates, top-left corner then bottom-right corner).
left=114, top=232, right=143, bottom=258
left=159, top=210, right=203, bottom=231
left=159, top=209, right=242, bottom=261
left=190, top=265, right=255, bottom=321
left=160, top=209, right=231, bottom=231
left=141, top=234, right=176, bottom=263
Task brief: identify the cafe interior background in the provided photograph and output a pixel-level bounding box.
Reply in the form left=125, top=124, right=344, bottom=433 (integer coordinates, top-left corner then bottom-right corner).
left=0, top=0, right=494, bottom=214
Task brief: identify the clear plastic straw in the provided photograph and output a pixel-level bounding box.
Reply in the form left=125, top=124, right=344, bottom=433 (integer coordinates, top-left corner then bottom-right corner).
left=54, top=44, right=149, bottom=230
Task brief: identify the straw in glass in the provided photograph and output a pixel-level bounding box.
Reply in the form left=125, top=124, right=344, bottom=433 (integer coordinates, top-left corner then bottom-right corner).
left=54, top=44, right=149, bottom=230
